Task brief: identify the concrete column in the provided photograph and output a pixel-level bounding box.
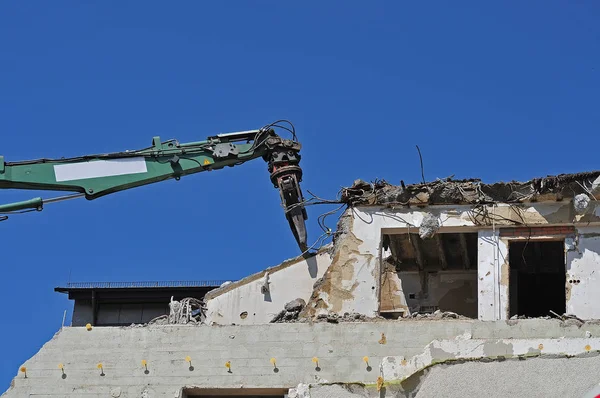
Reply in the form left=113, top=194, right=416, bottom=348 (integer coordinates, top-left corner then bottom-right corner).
left=477, top=230, right=509, bottom=320
left=566, top=228, right=600, bottom=319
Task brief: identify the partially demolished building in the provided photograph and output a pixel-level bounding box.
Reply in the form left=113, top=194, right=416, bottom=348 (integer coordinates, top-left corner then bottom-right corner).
left=4, top=171, right=600, bottom=398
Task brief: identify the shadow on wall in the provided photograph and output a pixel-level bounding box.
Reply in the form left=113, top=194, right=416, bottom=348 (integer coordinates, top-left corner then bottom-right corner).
left=307, top=255, right=318, bottom=278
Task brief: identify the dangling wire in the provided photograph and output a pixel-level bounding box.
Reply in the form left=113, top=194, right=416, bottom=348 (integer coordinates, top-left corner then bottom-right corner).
left=298, top=230, right=332, bottom=257
left=318, top=203, right=346, bottom=234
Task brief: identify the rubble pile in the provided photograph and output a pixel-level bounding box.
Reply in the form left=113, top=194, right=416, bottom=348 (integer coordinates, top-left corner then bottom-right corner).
left=271, top=298, right=306, bottom=323
left=340, top=171, right=600, bottom=207
left=148, top=297, right=205, bottom=325
left=314, top=312, right=369, bottom=323
left=272, top=300, right=378, bottom=323
left=406, top=310, right=469, bottom=320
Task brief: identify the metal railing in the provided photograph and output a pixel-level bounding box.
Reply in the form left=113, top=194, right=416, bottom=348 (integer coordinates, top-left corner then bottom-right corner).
left=65, top=280, right=230, bottom=289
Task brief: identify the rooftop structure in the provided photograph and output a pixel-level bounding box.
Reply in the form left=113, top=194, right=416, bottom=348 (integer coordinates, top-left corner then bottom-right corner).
left=55, top=280, right=225, bottom=327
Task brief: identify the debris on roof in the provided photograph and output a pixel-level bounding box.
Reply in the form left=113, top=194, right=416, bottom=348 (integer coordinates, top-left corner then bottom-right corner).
left=340, top=171, right=600, bottom=207
left=148, top=297, right=205, bottom=325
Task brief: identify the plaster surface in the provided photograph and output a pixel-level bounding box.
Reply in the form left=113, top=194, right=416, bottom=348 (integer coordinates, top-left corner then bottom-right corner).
left=302, top=202, right=599, bottom=321
left=205, top=250, right=330, bottom=325
left=5, top=320, right=600, bottom=397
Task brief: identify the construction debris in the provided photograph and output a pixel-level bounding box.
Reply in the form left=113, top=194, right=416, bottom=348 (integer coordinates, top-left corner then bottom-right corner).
left=574, top=193, right=591, bottom=214
left=315, top=312, right=369, bottom=323
left=273, top=305, right=373, bottom=323
left=285, top=298, right=306, bottom=312
left=149, top=297, right=205, bottom=325
left=407, top=310, right=469, bottom=320
left=419, top=212, right=440, bottom=239
left=271, top=298, right=306, bottom=323
left=340, top=171, right=600, bottom=207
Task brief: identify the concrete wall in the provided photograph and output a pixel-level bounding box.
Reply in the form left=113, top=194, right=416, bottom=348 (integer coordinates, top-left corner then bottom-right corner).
left=301, top=201, right=600, bottom=321
left=567, top=227, right=600, bottom=319
left=478, top=229, right=509, bottom=321
left=205, top=250, right=330, bottom=325
left=5, top=320, right=600, bottom=398
left=305, top=355, right=600, bottom=398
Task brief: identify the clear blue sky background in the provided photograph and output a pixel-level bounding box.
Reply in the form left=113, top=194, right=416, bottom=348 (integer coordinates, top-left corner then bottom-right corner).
left=0, top=1, right=598, bottom=390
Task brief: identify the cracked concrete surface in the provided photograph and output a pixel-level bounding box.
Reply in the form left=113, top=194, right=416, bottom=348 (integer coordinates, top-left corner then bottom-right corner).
left=5, top=320, right=600, bottom=397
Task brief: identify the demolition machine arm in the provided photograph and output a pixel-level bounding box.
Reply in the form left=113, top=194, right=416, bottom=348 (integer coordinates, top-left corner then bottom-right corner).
left=0, top=120, right=308, bottom=251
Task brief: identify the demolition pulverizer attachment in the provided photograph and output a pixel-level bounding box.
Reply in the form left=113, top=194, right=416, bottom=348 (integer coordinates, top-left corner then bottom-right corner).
left=265, top=137, right=308, bottom=252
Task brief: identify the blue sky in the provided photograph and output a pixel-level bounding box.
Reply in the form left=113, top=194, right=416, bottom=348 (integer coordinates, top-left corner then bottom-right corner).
left=0, top=1, right=598, bottom=389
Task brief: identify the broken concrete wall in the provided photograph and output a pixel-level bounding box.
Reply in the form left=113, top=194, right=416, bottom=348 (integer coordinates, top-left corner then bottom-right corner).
left=412, top=356, right=600, bottom=398
left=304, top=354, right=600, bottom=398
left=204, top=250, right=330, bottom=325
left=379, top=266, right=408, bottom=315
left=380, top=335, right=600, bottom=398
left=567, top=227, right=600, bottom=319
left=6, top=320, right=600, bottom=398
left=302, top=211, right=380, bottom=318
left=303, top=202, right=599, bottom=320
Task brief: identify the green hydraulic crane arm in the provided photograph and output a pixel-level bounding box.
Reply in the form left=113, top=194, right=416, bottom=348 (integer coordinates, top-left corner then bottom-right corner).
left=0, top=122, right=309, bottom=251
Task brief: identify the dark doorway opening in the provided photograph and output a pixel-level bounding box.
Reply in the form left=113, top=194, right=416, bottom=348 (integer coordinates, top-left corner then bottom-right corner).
left=184, top=388, right=287, bottom=397
left=509, top=240, right=565, bottom=318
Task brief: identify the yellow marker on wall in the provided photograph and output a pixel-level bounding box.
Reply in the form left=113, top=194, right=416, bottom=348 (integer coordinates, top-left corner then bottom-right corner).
left=19, top=366, right=27, bottom=378
left=86, top=323, right=92, bottom=331
left=225, top=361, right=231, bottom=370
left=270, top=358, right=276, bottom=367
left=363, top=356, right=369, bottom=364
left=377, top=376, right=384, bottom=391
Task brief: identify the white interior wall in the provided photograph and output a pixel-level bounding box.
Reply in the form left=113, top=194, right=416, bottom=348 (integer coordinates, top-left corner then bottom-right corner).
left=566, top=227, right=600, bottom=319
left=204, top=251, right=330, bottom=325
left=477, top=230, right=509, bottom=321
left=397, top=271, right=478, bottom=317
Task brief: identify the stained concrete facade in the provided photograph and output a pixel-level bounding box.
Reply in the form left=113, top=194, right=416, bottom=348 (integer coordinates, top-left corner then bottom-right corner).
left=5, top=320, right=600, bottom=397
left=301, top=201, right=600, bottom=321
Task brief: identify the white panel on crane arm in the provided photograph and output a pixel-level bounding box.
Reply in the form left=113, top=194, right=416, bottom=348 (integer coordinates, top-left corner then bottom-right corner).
left=53, top=157, right=148, bottom=182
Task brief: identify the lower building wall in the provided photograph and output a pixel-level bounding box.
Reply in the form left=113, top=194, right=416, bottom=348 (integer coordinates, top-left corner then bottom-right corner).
left=5, top=320, right=600, bottom=398
left=304, top=355, right=600, bottom=398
